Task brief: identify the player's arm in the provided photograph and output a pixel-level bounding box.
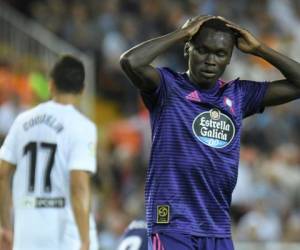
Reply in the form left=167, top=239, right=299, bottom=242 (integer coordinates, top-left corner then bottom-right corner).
left=253, top=47, right=300, bottom=107
left=0, top=160, right=15, bottom=250
left=120, top=15, right=215, bottom=92
left=218, top=17, right=300, bottom=106
left=70, top=170, right=91, bottom=250
left=69, top=122, right=97, bottom=250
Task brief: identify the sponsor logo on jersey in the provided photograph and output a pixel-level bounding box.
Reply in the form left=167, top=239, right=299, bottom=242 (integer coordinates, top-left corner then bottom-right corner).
left=35, top=197, right=65, bottom=208
left=156, top=205, right=170, bottom=224
left=22, top=196, right=36, bottom=208
left=21, top=196, right=65, bottom=208
left=192, top=108, right=235, bottom=148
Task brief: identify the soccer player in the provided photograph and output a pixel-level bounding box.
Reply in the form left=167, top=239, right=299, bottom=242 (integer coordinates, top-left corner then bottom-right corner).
left=119, top=15, right=300, bottom=250
left=0, top=55, right=98, bottom=250
left=117, top=220, right=148, bottom=250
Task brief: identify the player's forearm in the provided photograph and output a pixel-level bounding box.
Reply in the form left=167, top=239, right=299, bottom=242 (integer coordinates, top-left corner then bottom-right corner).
left=0, top=178, right=12, bottom=230
left=71, top=184, right=91, bottom=246
left=120, top=29, right=189, bottom=68
left=254, top=44, right=300, bottom=88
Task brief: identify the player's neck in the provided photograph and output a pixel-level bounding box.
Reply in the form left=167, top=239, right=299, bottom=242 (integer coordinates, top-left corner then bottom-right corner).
left=52, top=93, right=81, bottom=107
left=186, top=70, right=217, bottom=90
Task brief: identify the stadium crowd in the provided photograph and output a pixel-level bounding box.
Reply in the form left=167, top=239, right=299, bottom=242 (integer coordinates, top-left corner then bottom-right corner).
left=1, top=0, right=300, bottom=249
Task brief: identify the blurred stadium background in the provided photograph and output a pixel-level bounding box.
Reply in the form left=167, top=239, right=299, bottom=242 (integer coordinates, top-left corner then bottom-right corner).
left=0, top=0, right=300, bottom=249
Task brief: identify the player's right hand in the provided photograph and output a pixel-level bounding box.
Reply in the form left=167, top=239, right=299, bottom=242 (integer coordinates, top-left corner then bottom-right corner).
left=79, top=241, right=90, bottom=250
left=0, top=228, right=13, bottom=250
left=181, top=15, right=215, bottom=41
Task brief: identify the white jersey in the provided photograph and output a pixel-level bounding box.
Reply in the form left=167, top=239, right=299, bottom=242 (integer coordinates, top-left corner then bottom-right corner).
left=0, top=101, right=98, bottom=250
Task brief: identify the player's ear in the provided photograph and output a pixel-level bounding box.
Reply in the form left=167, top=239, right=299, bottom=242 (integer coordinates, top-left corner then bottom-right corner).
left=184, top=42, right=190, bottom=57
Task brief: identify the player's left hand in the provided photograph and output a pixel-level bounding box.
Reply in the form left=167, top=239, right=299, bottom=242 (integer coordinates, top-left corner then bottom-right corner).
left=217, top=16, right=262, bottom=54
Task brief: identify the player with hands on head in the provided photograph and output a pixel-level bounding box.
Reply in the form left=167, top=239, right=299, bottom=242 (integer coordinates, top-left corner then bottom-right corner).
left=120, top=14, right=300, bottom=250
left=0, top=55, right=98, bottom=250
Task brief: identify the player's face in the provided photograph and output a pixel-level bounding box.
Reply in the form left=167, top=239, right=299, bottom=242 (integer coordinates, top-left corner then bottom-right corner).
left=187, top=28, right=234, bottom=87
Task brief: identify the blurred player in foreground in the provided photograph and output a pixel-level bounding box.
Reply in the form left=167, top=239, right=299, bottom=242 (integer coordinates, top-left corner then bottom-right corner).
left=0, top=55, right=98, bottom=250
left=120, top=15, right=300, bottom=250
left=117, top=220, right=148, bottom=250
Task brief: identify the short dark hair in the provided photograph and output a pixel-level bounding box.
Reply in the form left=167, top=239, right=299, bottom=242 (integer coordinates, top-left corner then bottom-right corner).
left=50, top=55, right=85, bottom=94
left=191, top=19, right=236, bottom=43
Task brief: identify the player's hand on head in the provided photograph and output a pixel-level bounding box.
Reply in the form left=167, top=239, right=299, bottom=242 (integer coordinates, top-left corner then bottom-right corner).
left=216, top=16, right=261, bottom=54
left=181, top=15, right=216, bottom=41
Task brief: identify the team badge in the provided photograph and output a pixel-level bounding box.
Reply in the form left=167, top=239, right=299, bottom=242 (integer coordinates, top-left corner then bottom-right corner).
left=157, top=205, right=170, bottom=224
left=192, top=108, right=235, bottom=148
left=224, top=96, right=235, bottom=115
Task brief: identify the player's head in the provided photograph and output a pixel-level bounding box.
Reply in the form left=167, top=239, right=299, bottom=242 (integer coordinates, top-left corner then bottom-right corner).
left=50, top=55, right=85, bottom=94
left=184, top=19, right=235, bottom=87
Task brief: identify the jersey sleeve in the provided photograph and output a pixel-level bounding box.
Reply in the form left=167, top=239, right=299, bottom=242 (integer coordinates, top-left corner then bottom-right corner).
left=68, top=122, right=97, bottom=173
left=0, top=116, right=20, bottom=165
left=140, top=67, right=176, bottom=111
left=238, top=80, right=269, bottom=118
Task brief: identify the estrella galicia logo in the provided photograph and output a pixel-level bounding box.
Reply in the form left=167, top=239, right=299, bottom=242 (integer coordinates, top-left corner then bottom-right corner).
left=192, top=108, right=235, bottom=148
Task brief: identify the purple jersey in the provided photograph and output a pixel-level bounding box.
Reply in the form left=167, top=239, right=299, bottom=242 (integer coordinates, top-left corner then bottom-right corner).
left=141, top=67, right=268, bottom=237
